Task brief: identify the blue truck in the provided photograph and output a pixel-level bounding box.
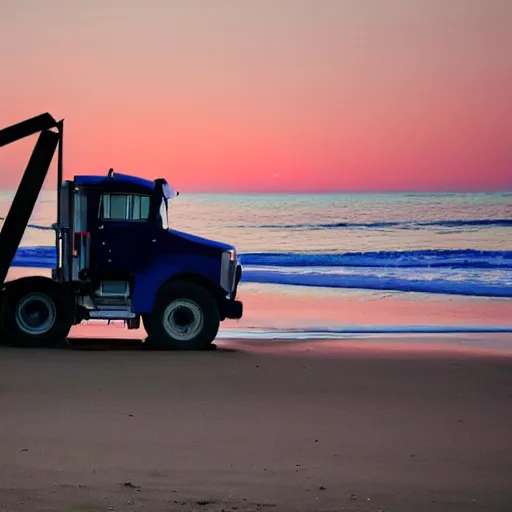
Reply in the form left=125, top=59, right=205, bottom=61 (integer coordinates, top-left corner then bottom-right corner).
left=0, top=113, right=243, bottom=349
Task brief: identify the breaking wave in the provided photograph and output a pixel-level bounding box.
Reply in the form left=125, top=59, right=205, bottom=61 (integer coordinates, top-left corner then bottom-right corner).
left=10, top=246, right=512, bottom=298
left=239, top=250, right=512, bottom=269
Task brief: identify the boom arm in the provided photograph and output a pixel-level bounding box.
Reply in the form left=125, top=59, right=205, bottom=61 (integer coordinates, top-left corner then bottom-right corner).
left=0, top=113, right=58, bottom=148
left=0, top=113, right=62, bottom=286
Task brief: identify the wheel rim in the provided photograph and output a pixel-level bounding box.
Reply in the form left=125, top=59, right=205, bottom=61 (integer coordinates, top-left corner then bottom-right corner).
left=163, top=299, right=204, bottom=341
left=15, top=293, right=57, bottom=335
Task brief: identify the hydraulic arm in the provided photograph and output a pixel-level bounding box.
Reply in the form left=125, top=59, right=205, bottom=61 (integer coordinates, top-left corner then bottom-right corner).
left=0, top=113, right=62, bottom=286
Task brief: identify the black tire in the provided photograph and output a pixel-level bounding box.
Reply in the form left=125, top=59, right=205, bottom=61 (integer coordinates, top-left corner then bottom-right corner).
left=143, top=281, right=220, bottom=350
left=0, top=277, right=74, bottom=348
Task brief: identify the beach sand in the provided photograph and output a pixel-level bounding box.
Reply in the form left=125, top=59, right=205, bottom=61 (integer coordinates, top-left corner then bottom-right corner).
left=1, top=335, right=512, bottom=512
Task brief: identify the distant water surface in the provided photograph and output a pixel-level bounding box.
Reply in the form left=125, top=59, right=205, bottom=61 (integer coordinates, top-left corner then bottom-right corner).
left=2, top=190, right=512, bottom=298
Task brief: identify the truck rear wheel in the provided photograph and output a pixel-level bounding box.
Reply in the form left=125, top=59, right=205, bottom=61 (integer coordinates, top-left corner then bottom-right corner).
left=0, top=277, right=74, bottom=348
left=143, top=281, right=220, bottom=350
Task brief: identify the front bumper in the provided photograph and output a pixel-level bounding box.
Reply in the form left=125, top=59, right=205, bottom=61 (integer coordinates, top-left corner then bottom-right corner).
left=221, top=264, right=243, bottom=319
left=222, top=298, right=243, bottom=319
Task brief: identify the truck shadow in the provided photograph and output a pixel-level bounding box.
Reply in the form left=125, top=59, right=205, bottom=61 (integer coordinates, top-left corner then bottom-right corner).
left=66, top=338, right=146, bottom=351
left=65, top=338, right=237, bottom=353
left=0, top=338, right=239, bottom=352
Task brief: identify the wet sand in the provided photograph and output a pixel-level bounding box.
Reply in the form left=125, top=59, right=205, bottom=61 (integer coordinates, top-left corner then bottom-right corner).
left=1, top=336, right=512, bottom=511
left=7, top=269, right=512, bottom=334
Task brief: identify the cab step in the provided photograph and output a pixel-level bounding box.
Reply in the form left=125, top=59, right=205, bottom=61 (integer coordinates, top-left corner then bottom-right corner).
left=88, top=305, right=135, bottom=320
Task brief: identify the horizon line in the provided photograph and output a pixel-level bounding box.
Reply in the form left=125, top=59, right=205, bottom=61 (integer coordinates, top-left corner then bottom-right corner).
left=0, top=187, right=511, bottom=196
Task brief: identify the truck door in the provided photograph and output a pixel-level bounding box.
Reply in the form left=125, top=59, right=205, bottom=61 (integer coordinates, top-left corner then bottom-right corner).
left=93, top=192, right=158, bottom=274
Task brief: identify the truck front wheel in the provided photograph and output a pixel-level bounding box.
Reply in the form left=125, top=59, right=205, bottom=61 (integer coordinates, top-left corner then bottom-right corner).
left=143, top=281, right=220, bottom=350
left=0, top=277, right=74, bottom=348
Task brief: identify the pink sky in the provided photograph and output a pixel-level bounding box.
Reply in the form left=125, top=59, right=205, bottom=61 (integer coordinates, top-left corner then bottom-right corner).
left=1, top=0, right=511, bottom=192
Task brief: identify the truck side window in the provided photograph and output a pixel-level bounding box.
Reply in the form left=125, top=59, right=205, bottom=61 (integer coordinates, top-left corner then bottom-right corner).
left=110, top=195, right=127, bottom=218
left=133, top=194, right=151, bottom=220
left=99, top=193, right=151, bottom=221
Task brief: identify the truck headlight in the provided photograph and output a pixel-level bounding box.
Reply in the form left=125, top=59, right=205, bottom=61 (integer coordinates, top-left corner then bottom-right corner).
left=220, top=250, right=237, bottom=292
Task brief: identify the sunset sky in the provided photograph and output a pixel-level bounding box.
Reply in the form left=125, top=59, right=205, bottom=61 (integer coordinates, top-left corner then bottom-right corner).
left=1, top=0, right=511, bottom=193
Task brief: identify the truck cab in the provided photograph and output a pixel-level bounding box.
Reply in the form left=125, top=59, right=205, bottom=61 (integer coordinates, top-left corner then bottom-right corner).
left=0, top=114, right=243, bottom=350
left=62, top=169, right=243, bottom=349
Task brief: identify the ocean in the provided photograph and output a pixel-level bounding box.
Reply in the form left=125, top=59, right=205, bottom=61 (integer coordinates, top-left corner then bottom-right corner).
left=3, top=190, right=512, bottom=337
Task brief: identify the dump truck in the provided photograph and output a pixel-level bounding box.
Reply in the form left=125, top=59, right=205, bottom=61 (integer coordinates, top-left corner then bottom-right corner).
left=0, top=113, right=243, bottom=349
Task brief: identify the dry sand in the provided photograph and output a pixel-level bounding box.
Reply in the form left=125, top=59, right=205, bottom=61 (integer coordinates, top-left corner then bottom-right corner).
left=1, top=335, right=512, bottom=511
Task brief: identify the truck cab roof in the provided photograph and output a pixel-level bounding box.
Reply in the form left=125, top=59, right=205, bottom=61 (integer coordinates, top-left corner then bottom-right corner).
left=74, top=172, right=178, bottom=199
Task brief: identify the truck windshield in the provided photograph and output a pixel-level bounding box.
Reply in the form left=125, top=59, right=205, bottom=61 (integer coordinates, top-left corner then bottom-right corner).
left=159, top=198, right=169, bottom=229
